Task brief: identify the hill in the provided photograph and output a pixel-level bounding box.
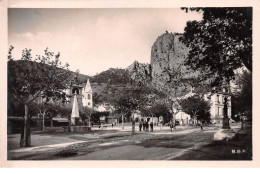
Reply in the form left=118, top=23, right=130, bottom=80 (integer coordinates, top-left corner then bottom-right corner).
left=91, top=68, right=130, bottom=85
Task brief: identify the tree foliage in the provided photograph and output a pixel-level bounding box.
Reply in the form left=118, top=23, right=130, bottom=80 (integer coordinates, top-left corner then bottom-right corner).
left=150, top=104, right=172, bottom=123
left=181, top=7, right=252, bottom=86
left=80, top=106, right=93, bottom=125
left=91, top=111, right=110, bottom=123
left=231, top=70, right=252, bottom=117
left=8, top=46, right=72, bottom=147
left=179, top=95, right=211, bottom=121
left=8, top=46, right=71, bottom=106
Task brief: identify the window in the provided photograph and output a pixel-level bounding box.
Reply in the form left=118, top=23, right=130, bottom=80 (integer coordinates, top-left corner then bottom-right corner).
left=72, top=88, right=79, bottom=95
left=218, top=107, right=221, bottom=116
left=88, top=94, right=91, bottom=99
left=88, top=102, right=90, bottom=106
left=217, top=95, right=220, bottom=103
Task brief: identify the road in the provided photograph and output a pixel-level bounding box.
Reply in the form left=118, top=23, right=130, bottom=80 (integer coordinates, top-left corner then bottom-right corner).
left=8, top=123, right=252, bottom=160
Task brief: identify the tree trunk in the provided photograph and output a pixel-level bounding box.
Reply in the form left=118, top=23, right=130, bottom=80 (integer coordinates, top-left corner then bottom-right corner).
left=42, top=112, right=45, bottom=132
left=82, top=117, right=86, bottom=126
left=132, top=118, right=135, bottom=135
left=172, top=113, right=175, bottom=125
left=122, top=114, right=124, bottom=129
left=50, top=118, right=53, bottom=128
left=20, top=104, right=31, bottom=147
left=68, top=116, right=71, bottom=132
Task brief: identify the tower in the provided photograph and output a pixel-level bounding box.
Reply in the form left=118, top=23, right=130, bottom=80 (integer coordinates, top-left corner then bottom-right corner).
left=71, top=93, right=80, bottom=125
left=82, top=79, right=93, bottom=109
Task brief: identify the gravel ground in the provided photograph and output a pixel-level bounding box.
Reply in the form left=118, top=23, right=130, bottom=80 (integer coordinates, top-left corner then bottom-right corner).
left=54, top=128, right=215, bottom=159
left=9, top=124, right=249, bottom=160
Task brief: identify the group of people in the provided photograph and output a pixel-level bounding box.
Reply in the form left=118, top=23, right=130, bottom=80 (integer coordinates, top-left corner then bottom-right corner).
left=139, top=121, right=153, bottom=132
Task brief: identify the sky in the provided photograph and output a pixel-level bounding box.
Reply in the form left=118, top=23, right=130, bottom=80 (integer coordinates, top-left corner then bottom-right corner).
left=8, top=8, right=202, bottom=76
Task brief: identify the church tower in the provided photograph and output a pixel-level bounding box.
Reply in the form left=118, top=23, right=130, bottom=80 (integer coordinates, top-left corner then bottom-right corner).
left=82, top=79, right=93, bottom=109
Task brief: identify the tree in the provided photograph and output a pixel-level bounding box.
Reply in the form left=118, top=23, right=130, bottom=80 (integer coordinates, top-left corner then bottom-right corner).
left=231, top=70, right=252, bottom=118
left=59, top=105, right=72, bottom=132
left=80, top=106, right=92, bottom=126
left=181, top=8, right=252, bottom=86
left=30, top=100, right=62, bottom=130
left=150, top=104, right=172, bottom=123
left=8, top=46, right=71, bottom=147
left=179, top=95, right=211, bottom=124
left=91, top=111, right=109, bottom=123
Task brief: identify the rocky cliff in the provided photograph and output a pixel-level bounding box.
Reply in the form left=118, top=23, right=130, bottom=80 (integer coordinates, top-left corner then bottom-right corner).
left=126, top=61, right=152, bottom=86
left=150, top=31, right=190, bottom=92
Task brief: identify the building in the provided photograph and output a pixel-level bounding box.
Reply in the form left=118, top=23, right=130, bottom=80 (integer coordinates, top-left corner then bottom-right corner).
left=175, top=111, right=191, bottom=125
left=174, top=86, right=232, bottom=125
left=66, top=79, right=93, bottom=125
left=94, top=103, right=115, bottom=113
left=64, top=79, right=93, bottom=111
left=204, top=87, right=232, bottom=125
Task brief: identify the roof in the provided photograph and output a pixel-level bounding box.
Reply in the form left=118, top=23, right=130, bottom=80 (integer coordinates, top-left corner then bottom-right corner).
left=52, top=117, right=69, bottom=122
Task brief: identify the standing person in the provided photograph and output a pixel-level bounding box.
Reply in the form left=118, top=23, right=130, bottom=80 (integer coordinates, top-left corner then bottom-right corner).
left=150, top=122, right=153, bottom=132
left=146, top=122, right=149, bottom=132
left=143, top=122, right=146, bottom=131
left=170, top=123, right=173, bottom=132
left=112, top=123, right=114, bottom=128
left=139, top=121, right=142, bottom=132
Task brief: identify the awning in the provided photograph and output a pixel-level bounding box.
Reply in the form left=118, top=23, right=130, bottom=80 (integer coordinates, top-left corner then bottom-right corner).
left=52, top=117, right=69, bottom=122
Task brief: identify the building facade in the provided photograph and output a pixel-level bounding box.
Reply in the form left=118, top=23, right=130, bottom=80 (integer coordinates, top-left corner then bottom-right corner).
left=174, top=87, right=232, bottom=125
left=65, top=79, right=93, bottom=111
left=204, top=87, right=232, bottom=125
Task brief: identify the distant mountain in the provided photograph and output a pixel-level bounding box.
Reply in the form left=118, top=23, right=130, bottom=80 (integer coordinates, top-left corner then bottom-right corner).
left=74, top=72, right=90, bottom=82
left=10, top=60, right=91, bottom=84
left=91, top=68, right=131, bottom=85
left=90, top=31, right=198, bottom=100
left=10, top=31, right=204, bottom=105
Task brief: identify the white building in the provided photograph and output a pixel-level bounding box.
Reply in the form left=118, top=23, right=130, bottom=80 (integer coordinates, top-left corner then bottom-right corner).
left=64, top=78, right=93, bottom=111
left=82, top=79, right=93, bottom=109
left=174, top=86, right=232, bottom=125
left=204, top=87, right=232, bottom=125
left=94, top=103, right=115, bottom=113
left=175, top=111, right=191, bottom=125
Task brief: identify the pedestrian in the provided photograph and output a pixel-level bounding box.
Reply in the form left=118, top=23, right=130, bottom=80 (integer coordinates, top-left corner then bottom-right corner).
left=170, top=124, right=173, bottom=132
left=139, top=122, right=142, bottom=132
left=112, top=123, right=114, bottom=128
left=146, top=122, right=149, bottom=132
left=91, top=122, right=94, bottom=127
left=143, top=122, right=146, bottom=131
left=200, top=122, right=203, bottom=130
left=150, top=122, right=153, bottom=132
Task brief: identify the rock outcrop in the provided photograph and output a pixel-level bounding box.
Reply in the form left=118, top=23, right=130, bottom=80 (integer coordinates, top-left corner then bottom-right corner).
left=127, top=31, right=196, bottom=96
left=150, top=31, right=190, bottom=93
left=127, top=61, right=152, bottom=86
